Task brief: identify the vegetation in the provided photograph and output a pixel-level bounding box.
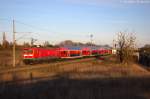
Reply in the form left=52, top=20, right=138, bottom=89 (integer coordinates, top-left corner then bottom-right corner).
left=139, top=44, right=150, bottom=67
left=0, top=48, right=23, bottom=67
left=43, top=41, right=54, bottom=47
left=116, top=32, right=136, bottom=64
left=56, top=40, right=110, bottom=47
left=0, top=55, right=150, bottom=99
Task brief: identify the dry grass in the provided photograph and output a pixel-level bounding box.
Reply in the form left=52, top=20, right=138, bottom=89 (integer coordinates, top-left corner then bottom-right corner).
left=1, top=55, right=148, bottom=81
left=54, top=57, right=150, bottom=79
left=0, top=48, right=23, bottom=68
left=0, top=55, right=150, bottom=99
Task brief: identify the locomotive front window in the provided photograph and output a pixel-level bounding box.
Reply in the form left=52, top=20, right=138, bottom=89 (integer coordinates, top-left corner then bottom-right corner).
left=24, top=49, right=33, bottom=54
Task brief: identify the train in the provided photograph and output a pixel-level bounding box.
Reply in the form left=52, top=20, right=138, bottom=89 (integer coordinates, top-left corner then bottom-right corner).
left=23, top=46, right=112, bottom=64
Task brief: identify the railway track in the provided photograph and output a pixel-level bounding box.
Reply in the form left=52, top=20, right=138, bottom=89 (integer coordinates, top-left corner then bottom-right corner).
left=0, top=57, right=95, bottom=82
left=0, top=57, right=95, bottom=75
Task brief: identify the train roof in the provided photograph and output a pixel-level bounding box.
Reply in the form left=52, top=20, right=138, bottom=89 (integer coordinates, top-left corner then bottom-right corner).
left=23, top=47, right=57, bottom=50
left=23, top=46, right=112, bottom=51
left=60, top=45, right=111, bottom=50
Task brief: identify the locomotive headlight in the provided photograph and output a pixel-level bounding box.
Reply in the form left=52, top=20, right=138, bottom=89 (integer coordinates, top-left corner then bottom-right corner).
left=28, top=54, right=33, bottom=56
left=24, top=54, right=33, bottom=56
left=24, top=54, right=28, bottom=57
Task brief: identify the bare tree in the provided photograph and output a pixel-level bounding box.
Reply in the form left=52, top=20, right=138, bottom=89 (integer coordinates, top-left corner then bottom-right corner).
left=2, top=32, right=9, bottom=48
left=23, top=42, right=30, bottom=47
left=43, top=41, right=53, bottom=47
left=59, top=40, right=74, bottom=46
left=117, top=32, right=136, bottom=64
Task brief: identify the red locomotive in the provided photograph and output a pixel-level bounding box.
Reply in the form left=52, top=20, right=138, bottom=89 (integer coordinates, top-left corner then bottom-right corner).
left=23, top=46, right=112, bottom=64
left=23, top=48, right=58, bottom=64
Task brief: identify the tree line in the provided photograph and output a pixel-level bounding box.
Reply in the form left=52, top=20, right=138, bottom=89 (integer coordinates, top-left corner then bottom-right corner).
left=0, top=32, right=111, bottom=49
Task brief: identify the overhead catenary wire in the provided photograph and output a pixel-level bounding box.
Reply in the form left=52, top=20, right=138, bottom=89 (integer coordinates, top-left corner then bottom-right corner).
left=0, top=18, right=88, bottom=38
left=16, top=32, right=32, bottom=41
left=14, top=20, right=60, bottom=35
left=0, top=18, right=54, bottom=33
left=0, top=18, right=61, bottom=37
left=0, top=18, right=92, bottom=45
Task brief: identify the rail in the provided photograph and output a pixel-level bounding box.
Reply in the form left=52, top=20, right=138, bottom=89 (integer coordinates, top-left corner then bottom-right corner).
left=0, top=58, right=95, bottom=83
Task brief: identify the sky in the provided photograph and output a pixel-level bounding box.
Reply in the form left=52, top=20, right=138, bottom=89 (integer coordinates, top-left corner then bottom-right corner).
left=0, top=0, right=150, bottom=46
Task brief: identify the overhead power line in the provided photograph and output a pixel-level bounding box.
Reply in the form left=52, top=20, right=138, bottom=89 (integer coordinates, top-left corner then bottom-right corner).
left=0, top=18, right=60, bottom=35
left=14, top=20, right=59, bottom=34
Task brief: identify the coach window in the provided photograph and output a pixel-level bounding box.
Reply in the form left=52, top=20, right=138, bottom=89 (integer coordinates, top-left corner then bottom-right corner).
left=64, top=51, right=67, bottom=54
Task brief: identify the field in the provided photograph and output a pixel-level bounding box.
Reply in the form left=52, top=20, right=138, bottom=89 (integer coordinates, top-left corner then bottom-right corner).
left=0, top=49, right=150, bottom=99
left=0, top=48, right=23, bottom=67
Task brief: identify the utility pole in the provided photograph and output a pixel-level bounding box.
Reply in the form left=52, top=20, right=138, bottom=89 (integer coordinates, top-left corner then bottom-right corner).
left=13, top=20, right=16, bottom=67
left=90, top=34, right=93, bottom=56
left=90, top=34, right=93, bottom=46
left=113, top=39, right=116, bottom=49
left=2, top=32, right=6, bottom=48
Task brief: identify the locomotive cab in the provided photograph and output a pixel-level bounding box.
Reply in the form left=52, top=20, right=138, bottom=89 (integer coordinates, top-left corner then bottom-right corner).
left=23, top=48, right=35, bottom=64
left=23, top=48, right=34, bottom=58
